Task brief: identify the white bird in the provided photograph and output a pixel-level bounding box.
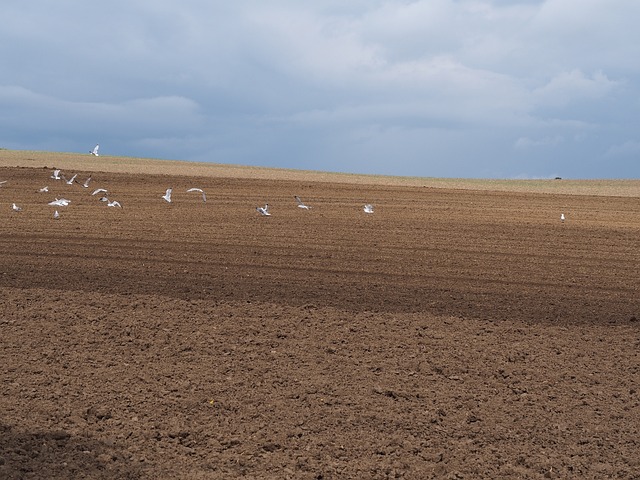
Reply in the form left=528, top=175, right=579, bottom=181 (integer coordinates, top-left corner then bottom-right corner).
left=48, top=198, right=71, bottom=207
left=363, top=204, right=374, bottom=214
left=92, top=188, right=107, bottom=196
left=39, top=186, right=49, bottom=193
left=62, top=173, right=77, bottom=185
left=256, top=204, right=271, bottom=216
left=99, top=196, right=109, bottom=202
left=0, top=180, right=7, bottom=186
left=560, top=213, right=565, bottom=223
left=81, top=175, right=92, bottom=188
left=51, top=169, right=62, bottom=180
left=295, top=196, right=311, bottom=209
left=162, top=188, right=173, bottom=203
left=91, top=144, right=100, bottom=156
left=53, top=210, right=60, bottom=219
left=107, top=200, right=122, bottom=208
left=186, top=188, right=206, bottom=202
left=12, top=203, right=22, bottom=212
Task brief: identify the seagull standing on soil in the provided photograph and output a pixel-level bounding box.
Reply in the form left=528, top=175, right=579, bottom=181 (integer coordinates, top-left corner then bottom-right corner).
left=53, top=210, right=60, bottom=219
left=295, top=196, right=311, bottom=209
left=48, top=198, right=71, bottom=206
left=256, top=204, right=271, bottom=216
left=91, top=144, right=100, bottom=156
left=12, top=203, right=22, bottom=212
left=186, top=188, right=206, bottom=202
left=51, top=169, right=62, bottom=180
left=363, top=204, right=374, bottom=214
left=162, top=188, right=173, bottom=203
left=560, top=213, right=565, bottom=223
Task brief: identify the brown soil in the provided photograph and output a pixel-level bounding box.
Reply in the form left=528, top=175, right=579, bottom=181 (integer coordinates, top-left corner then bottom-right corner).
left=1, top=161, right=639, bottom=479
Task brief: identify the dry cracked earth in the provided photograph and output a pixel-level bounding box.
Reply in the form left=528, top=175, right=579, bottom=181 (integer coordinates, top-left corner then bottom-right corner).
left=1, top=160, right=639, bottom=479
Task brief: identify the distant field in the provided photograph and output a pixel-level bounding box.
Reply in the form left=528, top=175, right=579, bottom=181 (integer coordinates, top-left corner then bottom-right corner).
left=1, top=149, right=638, bottom=197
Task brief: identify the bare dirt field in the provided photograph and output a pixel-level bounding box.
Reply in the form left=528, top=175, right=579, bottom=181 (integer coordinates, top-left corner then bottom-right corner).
left=1, top=151, right=639, bottom=479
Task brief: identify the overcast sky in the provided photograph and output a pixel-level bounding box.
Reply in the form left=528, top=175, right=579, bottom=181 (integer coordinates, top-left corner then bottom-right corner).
left=1, top=1, right=638, bottom=178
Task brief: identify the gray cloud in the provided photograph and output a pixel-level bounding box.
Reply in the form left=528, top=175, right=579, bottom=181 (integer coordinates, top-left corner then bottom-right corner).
left=604, top=140, right=640, bottom=159
left=0, top=0, right=638, bottom=178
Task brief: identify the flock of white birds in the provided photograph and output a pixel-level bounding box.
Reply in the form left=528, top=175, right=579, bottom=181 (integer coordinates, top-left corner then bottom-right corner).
left=2, top=167, right=127, bottom=218
left=2, top=145, right=570, bottom=222
left=1, top=146, right=378, bottom=218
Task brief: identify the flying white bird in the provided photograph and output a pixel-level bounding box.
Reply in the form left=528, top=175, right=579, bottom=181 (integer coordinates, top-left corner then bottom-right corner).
left=99, top=196, right=109, bottom=202
left=295, top=196, right=311, bottom=209
left=256, top=204, right=271, bottom=216
left=12, top=203, right=22, bottom=212
left=39, top=186, right=49, bottom=193
left=81, top=175, right=92, bottom=188
left=53, top=210, right=60, bottom=219
left=0, top=180, right=7, bottom=187
left=186, top=188, right=206, bottom=202
left=91, top=144, right=100, bottom=156
left=107, top=200, right=122, bottom=208
left=48, top=198, right=71, bottom=206
left=92, top=188, right=107, bottom=196
left=51, top=169, right=62, bottom=180
left=62, top=173, right=77, bottom=185
left=560, top=213, right=565, bottom=223
left=162, top=188, right=173, bottom=203
left=363, top=204, right=374, bottom=214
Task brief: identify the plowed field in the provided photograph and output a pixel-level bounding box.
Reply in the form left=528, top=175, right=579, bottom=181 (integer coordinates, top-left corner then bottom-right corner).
left=1, top=155, right=639, bottom=479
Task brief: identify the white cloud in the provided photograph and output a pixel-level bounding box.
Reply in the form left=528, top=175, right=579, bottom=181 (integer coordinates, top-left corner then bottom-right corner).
left=248, top=7, right=385, bottom=78
left=528, top=0, right=640, bottom=73
left=533, top=70, right=621, bottom=108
